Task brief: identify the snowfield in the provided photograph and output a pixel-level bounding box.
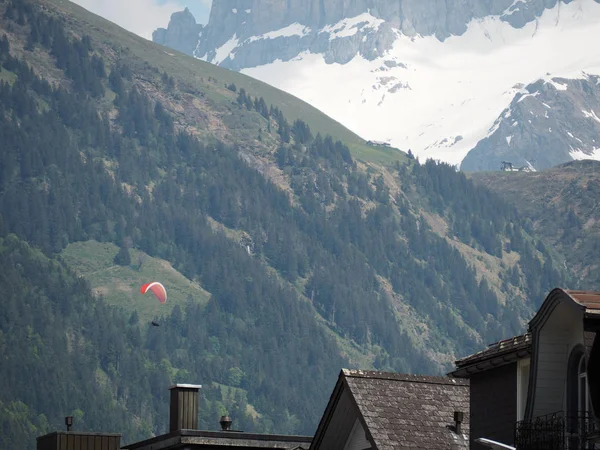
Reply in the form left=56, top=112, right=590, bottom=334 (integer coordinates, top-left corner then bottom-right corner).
left=320, top=12, right=385, bottom=40
left=239, top=0, right=600, bottom=166
left=570, top=148, right=600, bottom=161
left=249, top=23, right=312, bottom=42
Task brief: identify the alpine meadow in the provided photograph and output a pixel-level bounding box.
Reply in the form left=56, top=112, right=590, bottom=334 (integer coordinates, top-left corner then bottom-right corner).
left=0, top=0, right=575, bottom=448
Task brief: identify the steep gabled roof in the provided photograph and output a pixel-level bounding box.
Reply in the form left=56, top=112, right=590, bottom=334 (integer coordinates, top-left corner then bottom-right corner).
left=344, top=370, right=469, bottom=450
left=311, top=369, right=470, bottom=450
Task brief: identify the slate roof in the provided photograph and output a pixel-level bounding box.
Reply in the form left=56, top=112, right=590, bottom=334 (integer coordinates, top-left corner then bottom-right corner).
left=453, top=333, right=531, bottom=369
left=342, top=369, right=470, bottom=450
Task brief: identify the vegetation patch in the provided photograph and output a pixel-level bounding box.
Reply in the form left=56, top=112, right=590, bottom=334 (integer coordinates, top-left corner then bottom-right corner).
left=61, top=241, right=210, bottom=322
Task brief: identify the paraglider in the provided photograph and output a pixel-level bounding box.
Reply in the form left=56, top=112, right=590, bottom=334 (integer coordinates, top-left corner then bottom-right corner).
left=140, top=281, right=167, bottom=304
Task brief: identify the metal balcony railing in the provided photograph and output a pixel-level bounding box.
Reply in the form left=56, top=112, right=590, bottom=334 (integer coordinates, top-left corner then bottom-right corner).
left=515, top=411, right=597, bottom=450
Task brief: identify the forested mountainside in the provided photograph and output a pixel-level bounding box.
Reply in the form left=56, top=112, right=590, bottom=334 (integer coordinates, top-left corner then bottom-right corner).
left=471, top=160, right=600, bottom=290
left=0, top=0, right=569, bottom=448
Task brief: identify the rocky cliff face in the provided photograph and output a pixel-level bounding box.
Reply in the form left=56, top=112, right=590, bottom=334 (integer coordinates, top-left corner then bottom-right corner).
left=152, top=8, right=203, bottom=56
left=461, top=75, right=600, bottom=172
left=152, top=0, right=600, bottom=172
left=154, top=0, right=566, bottom=68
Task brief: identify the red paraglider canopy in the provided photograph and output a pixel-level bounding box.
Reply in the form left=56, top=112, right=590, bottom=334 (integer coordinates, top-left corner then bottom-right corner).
left=140, top=282, right=167, bottom=304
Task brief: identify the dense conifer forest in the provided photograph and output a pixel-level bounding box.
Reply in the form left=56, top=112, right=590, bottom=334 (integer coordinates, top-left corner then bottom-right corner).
left=0, top=0, right=569, bottom=447
left=472, top=161, right=600, bottom=291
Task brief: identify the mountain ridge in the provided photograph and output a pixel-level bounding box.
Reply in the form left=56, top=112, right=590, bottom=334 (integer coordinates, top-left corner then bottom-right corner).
left=159, top=0, right=574, bottom=68
left=154, top=0, right=600, bottom=170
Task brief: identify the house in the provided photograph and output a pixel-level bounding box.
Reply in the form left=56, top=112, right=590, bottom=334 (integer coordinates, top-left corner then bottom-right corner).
left=449, top=288, right=600, bottom=450
left=37, top=431, right=121, bottom=450
left=310, top=369, right=470, bottom=449
left=38, top=287, right=600, bottom=450
left=37, top=373, right=470, bottom=450
left=122, top=384, right=312, bottom=450
left=366, top=140, right=391, bottom=148
left=37, top=384, right=311, bottom=450
left=500, top=161, right=535, bottom=173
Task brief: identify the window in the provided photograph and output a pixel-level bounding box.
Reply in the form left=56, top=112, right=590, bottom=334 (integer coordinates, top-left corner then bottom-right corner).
left=566, top=345, right=589, bottom=437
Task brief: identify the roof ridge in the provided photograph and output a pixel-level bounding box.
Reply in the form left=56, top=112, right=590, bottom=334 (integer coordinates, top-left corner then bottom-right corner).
left=485, top=332, right=530, bottom=348
left=453, top=333, right=531, bottom=369
left=566, top=289, right=600, bottom=294
left=342, top=369, right=468, bottom=386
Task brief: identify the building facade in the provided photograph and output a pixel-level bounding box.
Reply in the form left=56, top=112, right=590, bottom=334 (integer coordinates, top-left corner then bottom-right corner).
left=451, top=288, right=600, bottom=450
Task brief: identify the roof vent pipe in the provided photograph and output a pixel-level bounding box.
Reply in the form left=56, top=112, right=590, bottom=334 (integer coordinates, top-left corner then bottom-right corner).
left=220, top=415, right=232, bottom=431
left=65, top=416, right=73, bottom=432
left=454, top=411, right=464, bottom=434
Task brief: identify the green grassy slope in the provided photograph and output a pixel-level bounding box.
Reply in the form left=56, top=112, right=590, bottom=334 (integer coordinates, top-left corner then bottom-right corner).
left=61, top=241, right=210, bottom=322
left=41, top=0, right=404, bottom=165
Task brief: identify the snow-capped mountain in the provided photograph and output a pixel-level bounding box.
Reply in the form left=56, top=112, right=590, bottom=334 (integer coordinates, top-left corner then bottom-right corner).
left=461, top=75, right=600, bottom=171
left=153, top=0, right=600, bottom=170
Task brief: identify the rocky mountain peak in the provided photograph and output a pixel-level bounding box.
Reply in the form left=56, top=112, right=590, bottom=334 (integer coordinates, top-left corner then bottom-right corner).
left=155, top=0, right=567, bottom=69
left=152, top=7, right=203, bottom=56
left=461, top=75, right=600, bottom=172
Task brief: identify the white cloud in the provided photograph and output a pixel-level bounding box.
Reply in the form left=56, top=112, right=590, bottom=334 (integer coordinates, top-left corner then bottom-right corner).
left=72, top=0, right=184, bottom=40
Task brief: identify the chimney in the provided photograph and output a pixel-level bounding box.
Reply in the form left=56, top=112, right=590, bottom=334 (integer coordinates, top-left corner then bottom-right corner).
left=454, top=411, right=464, bottom=434
left=169, top=384, right=202, bottom=432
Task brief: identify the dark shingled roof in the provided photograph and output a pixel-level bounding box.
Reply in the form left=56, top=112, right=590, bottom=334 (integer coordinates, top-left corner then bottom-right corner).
left=454, top=333, right=532, bottom=369
left=342, top=369, right=470, bottom=450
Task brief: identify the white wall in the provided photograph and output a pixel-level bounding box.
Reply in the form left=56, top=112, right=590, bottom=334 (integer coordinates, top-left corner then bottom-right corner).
left=531, top=301, right=584, bottom=418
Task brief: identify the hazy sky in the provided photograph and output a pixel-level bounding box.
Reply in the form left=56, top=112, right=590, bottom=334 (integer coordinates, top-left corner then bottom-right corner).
left=72, top=0, right=211, bottom=40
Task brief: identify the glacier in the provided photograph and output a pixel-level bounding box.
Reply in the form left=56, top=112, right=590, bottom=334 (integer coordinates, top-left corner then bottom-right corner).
left=235, top=0, right=600, bottom=166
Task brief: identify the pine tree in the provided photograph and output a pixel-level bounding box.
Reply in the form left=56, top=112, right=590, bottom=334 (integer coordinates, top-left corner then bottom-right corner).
left=113, top=246, right=131, bottom=266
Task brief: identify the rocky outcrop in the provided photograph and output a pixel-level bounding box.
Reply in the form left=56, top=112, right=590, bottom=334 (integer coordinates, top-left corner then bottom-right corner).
left=461, top=75, right=600, bottom=172
left=152, top=8, right=203, bottom=56
left=153, top=0, right=576, bottom=68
